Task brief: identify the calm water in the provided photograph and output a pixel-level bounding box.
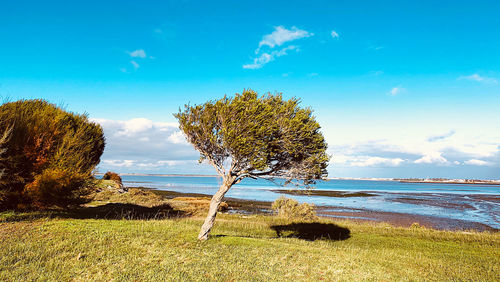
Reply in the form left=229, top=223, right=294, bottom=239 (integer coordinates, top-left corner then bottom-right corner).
left=122, top=175, right=500, bottom=229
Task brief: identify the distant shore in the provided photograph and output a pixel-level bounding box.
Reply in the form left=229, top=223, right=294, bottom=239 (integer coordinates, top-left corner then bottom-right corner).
left=104, top=173, right=500, bottom=184
left=396, top=179, right=500, bottom=185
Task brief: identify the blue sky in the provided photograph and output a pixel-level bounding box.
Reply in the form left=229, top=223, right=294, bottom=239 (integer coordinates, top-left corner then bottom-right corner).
left=1, top=0, right=499, bottom=178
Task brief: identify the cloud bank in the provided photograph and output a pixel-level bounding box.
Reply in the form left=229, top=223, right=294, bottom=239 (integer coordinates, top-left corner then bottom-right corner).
left=92, top=118, right=499, bottom=179
left=92, top=118, right=212, bottom=174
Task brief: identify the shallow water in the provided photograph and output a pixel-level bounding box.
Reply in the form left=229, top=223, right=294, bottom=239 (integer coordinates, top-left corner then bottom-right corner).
left=121, top=175, right=500, bottom=229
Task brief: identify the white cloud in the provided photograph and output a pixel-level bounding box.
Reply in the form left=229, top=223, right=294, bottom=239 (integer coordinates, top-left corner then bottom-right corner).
left=456, top=144, right=498, bottom=158
left=128, top=49, right=147, bottom=58
left=388, top=86, right=405, bottom=96
left=414, top=152, right=448, bottom=164
left=91, top=118, right=207, bottom=174
left=93, top=118, right=178, bottom=138
left=326, top=126, right=499, bottom=175
left=258, top=26, right=312, bottom=50
left=102, top=159, right=135, bottom=167
left=458, top=73, right=497, bottom=84
left=167, top=131, right=187, bottom=144
left=130, top=60, right=140, bottom=70
left=331, top=30, right=339, bottom=38
left=244, top=26, right=312, bottom=69
left=349, top=156, right=405, bottom=167
left=243, top=46, right=299, bottom=69
left=102, top=159, right=194, bottom=169
left=117, top=118, right=153, bottom=136
left=464, top=159, right=492, bottom=166
left=331, top=154, right=405, bottom=167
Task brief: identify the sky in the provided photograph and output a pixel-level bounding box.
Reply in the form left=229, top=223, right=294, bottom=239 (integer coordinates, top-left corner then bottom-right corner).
left=1, top=0, right=499, bottom=179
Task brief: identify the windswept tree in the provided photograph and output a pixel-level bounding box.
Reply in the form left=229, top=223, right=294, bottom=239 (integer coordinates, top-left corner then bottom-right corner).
left=175, top=90, right=329, bottom=240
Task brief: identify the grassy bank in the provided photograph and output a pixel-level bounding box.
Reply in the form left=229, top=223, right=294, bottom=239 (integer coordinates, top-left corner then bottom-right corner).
left=1, top=209, right=499, bottom=281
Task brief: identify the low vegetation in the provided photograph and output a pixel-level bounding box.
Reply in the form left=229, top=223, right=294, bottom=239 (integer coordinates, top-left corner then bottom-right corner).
left=0, top=187, right=499, bottom=280
left=272, top=196, right=317, bottom=221
left=89, top=182, right=227, bottom=216
left=102, top=171, right=122, bottom=187
left=1, top=208, right=498, bottom=280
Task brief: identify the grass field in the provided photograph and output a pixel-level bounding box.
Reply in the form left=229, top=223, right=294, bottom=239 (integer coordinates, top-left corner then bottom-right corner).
left=1, top=207, right=499, bottom=281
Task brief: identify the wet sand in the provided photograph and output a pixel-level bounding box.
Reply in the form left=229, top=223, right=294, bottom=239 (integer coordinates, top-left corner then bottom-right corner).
left=316, top=206, right=496, bottom=232
left=145, top=187, right=498, bottom=232
left=271, top=189, right=375, bottom=197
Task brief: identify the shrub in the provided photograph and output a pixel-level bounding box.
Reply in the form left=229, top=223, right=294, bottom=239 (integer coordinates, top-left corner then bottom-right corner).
left=0, top=127, right=12, bottom=206
left=25, top=168, right=91, bottom=209
left=0, top=99, right=105, bottom=209
left=410, top=222, right=424, bottom=229
left=102, top=171, right=123, bottom=186
left=272, top=196, right=317, bottom=221
left=0, top=126, right=11, bottom=181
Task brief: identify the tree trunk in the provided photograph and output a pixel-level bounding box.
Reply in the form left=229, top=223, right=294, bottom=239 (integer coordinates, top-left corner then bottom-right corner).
left=198, top=177, right=233, bottom=241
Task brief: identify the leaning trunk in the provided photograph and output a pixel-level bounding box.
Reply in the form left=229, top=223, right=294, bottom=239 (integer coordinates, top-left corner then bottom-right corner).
left=198, top=177, right=233, bottom=240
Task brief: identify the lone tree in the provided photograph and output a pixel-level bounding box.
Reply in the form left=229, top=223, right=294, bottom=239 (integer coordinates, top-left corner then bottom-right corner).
left=175, top=90, right=329, bottom=240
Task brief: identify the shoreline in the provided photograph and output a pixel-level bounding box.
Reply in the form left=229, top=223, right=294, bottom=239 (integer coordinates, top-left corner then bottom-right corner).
left=143, top=187, right=498, bottom=232
left=398, top=180, right=500, bottom=185
left=111, top=174, right=500, bottom=185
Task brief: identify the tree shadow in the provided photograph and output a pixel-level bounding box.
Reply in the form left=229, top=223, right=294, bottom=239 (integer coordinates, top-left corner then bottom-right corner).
left=270, top=222, right=350, bottom=241
left=1, top=203, right=187, bottom=222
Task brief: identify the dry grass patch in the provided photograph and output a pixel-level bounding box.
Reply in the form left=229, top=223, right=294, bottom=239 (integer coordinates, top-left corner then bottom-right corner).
left=90, top=188, right=168, bottom=208
left=169, top=196, right=228, bottom=215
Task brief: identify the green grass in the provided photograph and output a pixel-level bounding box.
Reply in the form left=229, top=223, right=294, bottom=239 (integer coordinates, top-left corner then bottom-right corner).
left=1, top=211, right=499, bottom=281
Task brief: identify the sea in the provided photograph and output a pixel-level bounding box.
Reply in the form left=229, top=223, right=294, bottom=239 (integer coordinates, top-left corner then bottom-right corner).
left=121, top=175, right=500, bottom=230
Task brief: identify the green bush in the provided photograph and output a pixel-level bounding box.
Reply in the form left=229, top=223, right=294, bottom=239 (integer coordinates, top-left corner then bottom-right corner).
left=102, top=171, right=123, bottom=186
left=0, top=99, right=105, bottom=209
left=272, top=196, right=317, bottom=221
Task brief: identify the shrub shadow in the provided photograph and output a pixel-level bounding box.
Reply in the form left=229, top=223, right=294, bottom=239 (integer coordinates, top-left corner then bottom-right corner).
left=1, top=203, right=187, bottom=222
left=270, top=222, right=350, bottom=241
left=66, top=203, right=187, bottom=220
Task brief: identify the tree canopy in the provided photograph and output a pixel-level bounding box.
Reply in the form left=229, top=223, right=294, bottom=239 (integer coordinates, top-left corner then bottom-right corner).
left=175, top=89, right=329, bottom=186
left=175, top=90, right=329, bottom=240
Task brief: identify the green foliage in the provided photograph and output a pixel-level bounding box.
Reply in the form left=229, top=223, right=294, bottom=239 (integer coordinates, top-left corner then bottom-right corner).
left=0, top=99, right=105, bottom=209
left=272, top=196, right=317, bottom=221
left=175, top=89, right=329, bottom=186
left=102, top=171, right=123, bottom=186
